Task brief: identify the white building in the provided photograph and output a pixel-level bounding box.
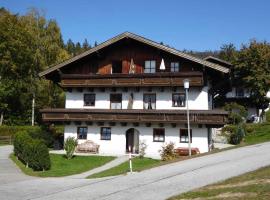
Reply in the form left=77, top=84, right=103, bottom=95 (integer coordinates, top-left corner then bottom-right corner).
left=40, top=32, right=228, bottom=158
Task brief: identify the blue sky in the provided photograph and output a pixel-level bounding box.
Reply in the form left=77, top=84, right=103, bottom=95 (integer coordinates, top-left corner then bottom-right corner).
left=1, top=0, right=270, bottom=51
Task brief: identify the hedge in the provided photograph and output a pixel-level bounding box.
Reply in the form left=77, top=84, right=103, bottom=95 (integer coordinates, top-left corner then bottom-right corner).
left=0, top=126, right=41, bottom=136
left=0, top=125, right=64, bottom=148
left=13, top=131, right=51, bottom=171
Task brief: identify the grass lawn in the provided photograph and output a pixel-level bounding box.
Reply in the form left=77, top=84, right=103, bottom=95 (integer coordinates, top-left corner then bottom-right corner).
left=169, top=166, right=270, bottom=200
left=10, top=153, right=115, bottom=177
left=88, top=157, right=161, bottom=178
left=244, top=122, right=270, bottom=145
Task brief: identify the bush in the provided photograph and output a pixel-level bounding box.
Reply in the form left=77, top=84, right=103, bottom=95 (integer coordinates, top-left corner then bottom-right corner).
left=13, top=131, right=51, bottom=171
left=139, top=140, right=147, bottom=159
left=28, top=140, right=51, bottom=171
left=266, top=110, right=270, bottom=122
left=64, top=137, right=78, bottom=159
left=224, top=103, right=247, bottom=125
left=0, top=126, right=41, bottom=136
left=13, top=131, right=32, bottom=162
left=229, top=126, right=245, bottom=145
left=159, top=142, right=176, bottom=161
left=0, top=125, right=63, bottom=148
left=243, top=123, right=256, bottom=135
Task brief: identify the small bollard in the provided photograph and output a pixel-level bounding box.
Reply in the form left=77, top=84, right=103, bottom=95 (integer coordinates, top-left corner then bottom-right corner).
left=129, top=146, right=133, bottom=173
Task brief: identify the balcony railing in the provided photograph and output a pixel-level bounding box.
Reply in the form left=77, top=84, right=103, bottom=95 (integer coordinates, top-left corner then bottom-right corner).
left=41, top=108, right=227, bottom=127
left=60, top=72, right=204, bottom=88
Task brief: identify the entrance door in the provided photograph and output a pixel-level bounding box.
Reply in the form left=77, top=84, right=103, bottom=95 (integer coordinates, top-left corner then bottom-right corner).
left=126, top=128, right=139, bottom=153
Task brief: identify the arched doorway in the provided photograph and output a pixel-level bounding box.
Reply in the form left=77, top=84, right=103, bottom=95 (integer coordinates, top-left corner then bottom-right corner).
left=126, top=128, right=140, bottom=154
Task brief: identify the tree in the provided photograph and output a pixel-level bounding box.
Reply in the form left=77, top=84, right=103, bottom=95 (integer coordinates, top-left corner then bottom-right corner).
left=234, top=40, right=270, bottom=110
left=66, top=39, right=75, bottom=56
left=219, top=43, right=237, bottom=62
left=75, top=42, right=82, bottom=55
left=0, top=7, right=69, bottom=125
left=82, top=38, right=91, bottom=51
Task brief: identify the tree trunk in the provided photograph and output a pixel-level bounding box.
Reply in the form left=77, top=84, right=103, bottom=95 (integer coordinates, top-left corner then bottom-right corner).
left=31, top=93, right=35, bottom=126
left=0, top=112, right=3, bottom=126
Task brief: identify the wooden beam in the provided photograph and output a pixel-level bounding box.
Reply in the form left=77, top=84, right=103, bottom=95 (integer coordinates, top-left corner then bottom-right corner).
left=86, top=121, right=93, bottom=126
left=87, top=88, right=94, bottom=92
left=109, top=122, right=116, bottom=126
left=99, top=88, right=105, bottom=92
left=122, top=87, right=128, bottom=92
left=76, top=88, right=83, bottom=92
left=133, top=122, right=139, bottom=127
left=121, top=122, right=127, bottom=126
left=75, top=121, right=81, bottom=125
left=171, top=123, right=176, bottom=128
left=146, top=123, right=151, bottom=127
left=158, top=123, right=164, bottom=127
left=97, top=122, right=104, bottom=126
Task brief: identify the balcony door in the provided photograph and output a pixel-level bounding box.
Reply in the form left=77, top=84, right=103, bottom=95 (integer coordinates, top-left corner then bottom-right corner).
left=143, top=94, right=156, bottom=109
left=110, top=93, right=122, bottom=109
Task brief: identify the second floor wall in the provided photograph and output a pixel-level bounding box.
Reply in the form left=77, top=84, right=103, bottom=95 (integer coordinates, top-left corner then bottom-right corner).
left=65, top=87, right=210, bottom=110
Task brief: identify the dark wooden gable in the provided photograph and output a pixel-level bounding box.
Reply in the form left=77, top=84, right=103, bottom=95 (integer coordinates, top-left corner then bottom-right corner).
left=61, top=38, right=203, bottom=75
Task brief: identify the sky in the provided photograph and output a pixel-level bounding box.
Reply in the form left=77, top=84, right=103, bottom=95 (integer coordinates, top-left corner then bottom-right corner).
left=1, top=0, right=270, bottom=51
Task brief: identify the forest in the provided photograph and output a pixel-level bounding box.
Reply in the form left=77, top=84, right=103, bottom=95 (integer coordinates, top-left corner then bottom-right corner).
left=0, top=8, right=270, bottom=126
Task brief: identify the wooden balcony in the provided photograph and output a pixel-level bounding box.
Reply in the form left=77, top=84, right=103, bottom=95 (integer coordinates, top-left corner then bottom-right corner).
left=41, top=108, right=227, bottom=127
left=60, top=72, right=203, bottom=88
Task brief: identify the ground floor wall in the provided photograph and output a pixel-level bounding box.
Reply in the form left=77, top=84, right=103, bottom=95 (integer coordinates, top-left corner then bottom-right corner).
left=64, top=123, right=211, bottom=159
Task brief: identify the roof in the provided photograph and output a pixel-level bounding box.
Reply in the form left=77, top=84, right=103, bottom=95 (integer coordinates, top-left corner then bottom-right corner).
left=39, top=32, right=230, bottom=77
left=204, top=56, right=232, bottom=67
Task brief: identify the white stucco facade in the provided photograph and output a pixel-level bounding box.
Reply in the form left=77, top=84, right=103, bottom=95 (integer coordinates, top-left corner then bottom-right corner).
left=65, top=87, right=210, bottom=110
left=64, top=122, right=210, bottom=159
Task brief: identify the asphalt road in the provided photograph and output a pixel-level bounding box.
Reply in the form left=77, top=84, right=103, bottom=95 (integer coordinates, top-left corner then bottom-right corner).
left=1, top=142, right=270, bottom=200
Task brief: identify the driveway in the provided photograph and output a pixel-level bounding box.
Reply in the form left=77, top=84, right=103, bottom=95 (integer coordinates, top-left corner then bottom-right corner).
left=0, top=146, right=35, bottom=185
left=1, top=142, right=270, bottom=200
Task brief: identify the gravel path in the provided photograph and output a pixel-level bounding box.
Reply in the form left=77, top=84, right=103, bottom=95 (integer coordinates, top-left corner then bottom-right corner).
left=1, top=142, right=270, bottom=200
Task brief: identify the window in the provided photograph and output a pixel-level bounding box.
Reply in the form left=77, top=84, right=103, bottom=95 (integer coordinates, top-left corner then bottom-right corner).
left=112, top=60, right=122, bottom=73
left=143, top=94, right=156, bottom=109
left=153, top=128, right=165, bottom=142
left=235, top=88, right=244, bottom=97
left=77, top=127, right=87, bottom=140
left=101, top=127, right=111, bottom=140
left=144, top=60, right=156, bottom=73
left=171, top=62, right=179, bottom=72
left=172, top=93, right=185, bottom=107
left=84, top=93, right=95, bottom=106
left=110, top=94, right=122, bottom=109
left=180, top=129, right=192, bottom=143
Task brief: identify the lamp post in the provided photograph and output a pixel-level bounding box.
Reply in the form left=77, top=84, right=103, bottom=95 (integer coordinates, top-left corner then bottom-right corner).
left=183, top=79, right=191, bottom=157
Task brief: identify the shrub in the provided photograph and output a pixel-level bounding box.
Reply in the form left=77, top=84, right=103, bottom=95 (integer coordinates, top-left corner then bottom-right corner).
left=139, top=140, right=147, bottom=159
left=64, top=137, right=78, bottom=159
left=159, top=142, right=176, bottom=161
left=243, top=123, right=256, bottom=135
left=0, top=126, right=41, bottom=136
left=224, top=103, right=247, bottom=125
left=266, top=110, right=270, bottom=122
left=13, top=131, right=51, bottom=171
left=229, top=126, right=245, bottom=145
left=13, top=131, right=32, bottom=162
left=28, top=140, right=51, bottom=171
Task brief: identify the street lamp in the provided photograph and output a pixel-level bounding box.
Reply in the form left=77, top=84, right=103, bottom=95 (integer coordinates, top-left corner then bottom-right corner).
left=183, top=79, right=191, bottom=157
